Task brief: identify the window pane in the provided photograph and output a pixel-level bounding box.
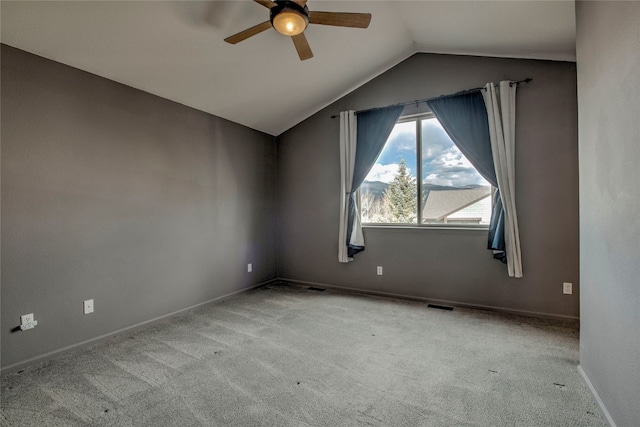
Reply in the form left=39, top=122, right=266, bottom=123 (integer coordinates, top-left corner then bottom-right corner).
left=421, top=118, right=491, bottom=225
left=362, top=121, right=418, bottom=224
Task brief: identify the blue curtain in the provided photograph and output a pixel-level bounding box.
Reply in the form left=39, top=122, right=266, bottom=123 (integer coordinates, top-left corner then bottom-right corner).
left=426, top=91, right=505, bottom=257
left=346, top=105, right=404, bottom=257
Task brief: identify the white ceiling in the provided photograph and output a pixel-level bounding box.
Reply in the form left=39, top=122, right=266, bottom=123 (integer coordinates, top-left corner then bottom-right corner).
left=0, top=1, right=576, bottom=136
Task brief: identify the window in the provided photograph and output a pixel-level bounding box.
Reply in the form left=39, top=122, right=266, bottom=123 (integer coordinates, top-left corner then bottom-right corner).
left=361, top=114, right=492, bottom=226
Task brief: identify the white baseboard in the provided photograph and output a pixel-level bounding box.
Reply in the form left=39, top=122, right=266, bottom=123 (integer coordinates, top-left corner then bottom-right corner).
left=278, top=278, right=579, bottom=321
left=1, top=279, right=277, bottom=374
left=578, top=365, right=616, bottom=427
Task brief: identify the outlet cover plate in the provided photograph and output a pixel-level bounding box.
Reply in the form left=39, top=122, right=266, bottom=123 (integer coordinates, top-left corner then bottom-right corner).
left=21, top=313, right=34, bottom=325
left=563, top=282, right=572, bottom=295
left=20, top=313, right=37, bottom=330
left=84, top=299, right=94, bottom=314
left=376, top=266, right=383, bottom=276
left=247, top=263, right=252, bottom=273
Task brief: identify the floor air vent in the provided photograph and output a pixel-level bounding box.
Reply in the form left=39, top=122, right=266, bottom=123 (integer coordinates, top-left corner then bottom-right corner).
left=427, top=304, right=454, bottom=311
left=308, top=287, right=326, bottom=292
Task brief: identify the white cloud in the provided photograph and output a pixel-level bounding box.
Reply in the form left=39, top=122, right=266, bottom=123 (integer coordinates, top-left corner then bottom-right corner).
left=386, top=122, right=416, bottom=153
left=424, top=173, right=453, bottom=187
left=430, top=149, right=466, bottom=167
left=365, top=163, right=404, bottom=183
left=424, top=170, right=485, bottom=187
left=365, top=163, right=399, bottom=183
left=423, top=143, right=445, bottom=160
left=423, top=145, right=488, bottom=187
left=392, top=133, right=415, bottom=152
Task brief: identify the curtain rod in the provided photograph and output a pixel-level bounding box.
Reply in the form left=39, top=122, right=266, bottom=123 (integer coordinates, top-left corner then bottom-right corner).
left=330, top=78, right=532, bottom=119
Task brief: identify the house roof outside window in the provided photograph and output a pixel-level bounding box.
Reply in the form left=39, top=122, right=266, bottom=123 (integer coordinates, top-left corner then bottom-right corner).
left=423, top=187, right=492, bottom=224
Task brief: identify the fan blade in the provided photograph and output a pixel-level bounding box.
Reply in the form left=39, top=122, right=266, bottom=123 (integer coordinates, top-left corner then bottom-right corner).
left=292, top=0, right=308, bottom=6
left=291, top=33, right=313, bottom=61
left=224, top=21, right=272, bottom=44
left=254, top=0, right=277, bottom=9
left=308, top=12, right=371, bottom=28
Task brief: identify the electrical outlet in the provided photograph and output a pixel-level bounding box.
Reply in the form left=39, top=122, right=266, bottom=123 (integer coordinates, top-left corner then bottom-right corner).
left=247, top=263, right=252, bottom=273
left=20, top=313, right=37, bottom=330
left=84, top=299, right=94, bottom=314
left=21, top=313, right=34, bottom=325
left=376, top=266, right=383, bottom=276
left=563, top=282, right=572, bottom=295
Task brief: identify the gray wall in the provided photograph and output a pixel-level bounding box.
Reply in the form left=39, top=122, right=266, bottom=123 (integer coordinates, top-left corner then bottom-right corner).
left=576, top=2, right=640, bottom=425
left=1, top=45, right=278, bottom=369
left=277, top=53, right=579, bottom=318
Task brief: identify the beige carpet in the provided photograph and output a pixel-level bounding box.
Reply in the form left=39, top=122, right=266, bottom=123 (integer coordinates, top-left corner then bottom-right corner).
left=1, top=282, right=605, bottom=426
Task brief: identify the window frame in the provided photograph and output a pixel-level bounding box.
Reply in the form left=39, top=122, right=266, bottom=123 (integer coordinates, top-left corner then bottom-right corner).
left=360, top=112, right=491, bottom=229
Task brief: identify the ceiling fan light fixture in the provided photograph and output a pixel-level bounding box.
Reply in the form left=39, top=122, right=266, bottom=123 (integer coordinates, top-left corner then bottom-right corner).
left=273, top=11, right=307, bottom=36
left=270, top=1, right=309, bottom=36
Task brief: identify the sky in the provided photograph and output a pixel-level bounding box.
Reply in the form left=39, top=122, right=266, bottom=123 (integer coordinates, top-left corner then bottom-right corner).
left=365, top=118, right=489, bottom=187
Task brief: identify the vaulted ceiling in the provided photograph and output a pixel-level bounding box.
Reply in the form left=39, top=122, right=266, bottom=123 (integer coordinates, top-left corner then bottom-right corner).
left=0, top=1, right=576, bottom=136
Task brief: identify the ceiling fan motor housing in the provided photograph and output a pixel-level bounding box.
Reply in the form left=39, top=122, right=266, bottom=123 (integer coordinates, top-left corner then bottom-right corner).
left=270, top=1, right=310, bottom=36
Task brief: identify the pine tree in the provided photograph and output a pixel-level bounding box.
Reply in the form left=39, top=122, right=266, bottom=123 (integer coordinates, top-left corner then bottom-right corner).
left=381, top=159, right=417, bottom=223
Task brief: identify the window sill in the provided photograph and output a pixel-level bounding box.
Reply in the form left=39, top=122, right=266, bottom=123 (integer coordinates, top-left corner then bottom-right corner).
left=362, top=224, right=489, bottom=231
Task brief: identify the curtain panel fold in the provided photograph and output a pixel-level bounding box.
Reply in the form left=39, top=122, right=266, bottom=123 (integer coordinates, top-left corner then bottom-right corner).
left=482, top=82, right=523, bottom=278
left=338, top=106, right=403, bottom=263
left=338, top=111, right=357, bottom=263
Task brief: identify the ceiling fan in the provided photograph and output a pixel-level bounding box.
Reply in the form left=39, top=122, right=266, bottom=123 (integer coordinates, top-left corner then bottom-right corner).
left=224, top=0, right=372, bottom=61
